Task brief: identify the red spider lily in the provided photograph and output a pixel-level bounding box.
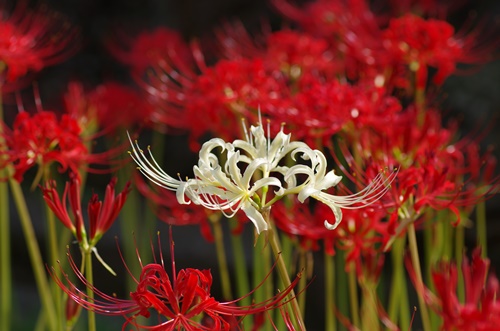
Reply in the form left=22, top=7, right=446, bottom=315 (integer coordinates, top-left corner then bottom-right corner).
left=271, top=0, right=393, bottom=83
left=334, top=108, right=498, bottom=223
left=41, top=173, right=131, bottom=246
left=63, top=81, right=99, bottom=138
left=87, top=82, right=155, bottom=131
left=270, top=78, right=401, bottom=148
left=1, top=111, right=87, bottom=183
left=110, top=27, right=202, bottom=131
left=382, top=14, right=465, bottom=88
left=1, top=110, right=121, bottom=183
left=273, top=198, right=390, bottom=276
left=272, top=198, right=337, bottom=254
left=0, top=0, right=79, bottom=90
left=109, top=27, right=193, bottom=77
left=51, top=231, right=301, bottom=330
left=134, top=173, right=214, bottom=242
left=184, top=57, right=287, bottom=143
left=406, top=248, right=500, bottom=330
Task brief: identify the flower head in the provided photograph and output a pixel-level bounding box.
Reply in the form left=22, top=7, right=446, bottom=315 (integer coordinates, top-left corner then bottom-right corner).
left=406, top=248, right=500, bottom=330
left=129, top=117, right=396, bottom=233
left=41, top=173, right=131, bottom=247
left=1, top=111, right=88, bottom=184
left=52, top=231, right=300, bottom=330
left=1, top=109, right=119, bottom=185
left=0, top=1, right=79, bottom=90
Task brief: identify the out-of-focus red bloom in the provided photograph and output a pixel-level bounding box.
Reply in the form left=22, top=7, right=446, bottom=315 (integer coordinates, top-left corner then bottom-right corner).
left=1, top=111, right=87, bottom=183
left=333, top=107, right=498, bottom=246
left=0, top=1, right=79, bottom=90
left=382, top=14, right=464, bottom=87
left=271, top=78, right=401, bottom=148
left=273, top=198, right=336, bottom=254
left=1, top=109, right=120, bottom=183
left=406, top=248, right=500, bottom=330
left=184, top=58, right=286, bottom=143
left=87, top=82, right=154, bottom=131
left=109, top=27, right=193, bottom=76
left=273, top=198, right=390, bottom=277
left=109, top=27, right=200, bottom=131
left=41, top=173, right=131, bottom=246
left=264, top=30, right=338, bottom=79
left=63, top=82, right=99, bottom=138
left=52, top=232, right=300, bottom=330
left=271, top=0, right=391, bottom=83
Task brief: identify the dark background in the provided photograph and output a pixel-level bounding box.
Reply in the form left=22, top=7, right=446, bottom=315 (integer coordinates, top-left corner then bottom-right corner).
left=6, top=0, right=500, bottom=330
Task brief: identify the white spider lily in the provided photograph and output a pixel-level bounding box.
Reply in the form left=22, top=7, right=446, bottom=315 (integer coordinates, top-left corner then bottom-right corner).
left=128, top=131, right=282, bottom=233
left=128, top=118, right=396, bottom=234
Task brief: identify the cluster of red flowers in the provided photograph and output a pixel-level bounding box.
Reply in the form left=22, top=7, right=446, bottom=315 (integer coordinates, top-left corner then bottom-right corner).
left=1, top=0, right=498, bottom=330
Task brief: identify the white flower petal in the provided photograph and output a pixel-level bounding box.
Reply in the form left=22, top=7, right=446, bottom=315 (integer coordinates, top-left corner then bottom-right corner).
left=240, top=202, right=268, bottom=234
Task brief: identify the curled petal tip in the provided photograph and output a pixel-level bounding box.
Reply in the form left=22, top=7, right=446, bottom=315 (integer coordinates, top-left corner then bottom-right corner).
left=324, top=219, right=340, bottom=230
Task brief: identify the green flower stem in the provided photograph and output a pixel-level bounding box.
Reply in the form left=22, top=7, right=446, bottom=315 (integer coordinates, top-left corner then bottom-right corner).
left=83, top=249, right=96, bottom=331
left=0, top=95, right=11, bottom=331
left=9, top=177, right=58, bottom=331
left=297, top=249, right=307, bottom=317
left=454, top=224, right=465, bottom=303
left=335, top=250, right=348, bottom=331
left=423, top=220, right=440, bottom=330
left=347, top=264, right=360, bottom=328
left=44, top=170, right=63, bottom=330
left=253, top=231, right=272, bottom=331
left=263, top=208, right=305, bottom=330
left=387, top=235, right=409, bottom=331
left=274, top=233, right=294, bottom=331
left=360, top=280, right=379, bottom=331
left=0, top=174, right=10, bottom=331
left=407, top=222, right=431, bottom=331
left=210, top=214, right=233, bottom=300
left=476, top=201, right=487, bottom=257
left=441, top=217, right=452, bottom=259
left=117, top=166, right=141, bottom=290
left=229, top=221, right=251, bottom=330
left=324, top=252, right=336, bottom=331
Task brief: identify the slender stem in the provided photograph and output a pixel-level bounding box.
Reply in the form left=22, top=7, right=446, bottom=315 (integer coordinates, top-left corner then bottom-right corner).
left=347, top=264, right=360, bottom=328
left=0, top=91, right=12, bottom=331
left=44, top=169, right=63, bottom=330
left=84, top=249, right=96, bottom=331
left=263, top=208, right=305, bottom=330
left=387, top=234, right=409, bottom=331
left=476, top=201, right=487, bottom=257
left=324, top=252, right=336, bottom=331
left=210, top=215, right=233, bottom=300
left=454, top=224, right=465, bottom=303
left=407, top=222, right=431, bottom=331
left=9, top=178, right=58, bottom=330
left=229, top=221, right=251, bottom=330
left=274, top=232, right=294, bottom=331
left=117, top=166, right=141, bottom=292
left=253, top=231, right=272, bottom=331
left=335, top=250, right=348, bottom=331
left=0, top=174, right=10, bottom=331
left=297, top=249, right=307, bottom=317
left=360, top=280, right=379, bottom=331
